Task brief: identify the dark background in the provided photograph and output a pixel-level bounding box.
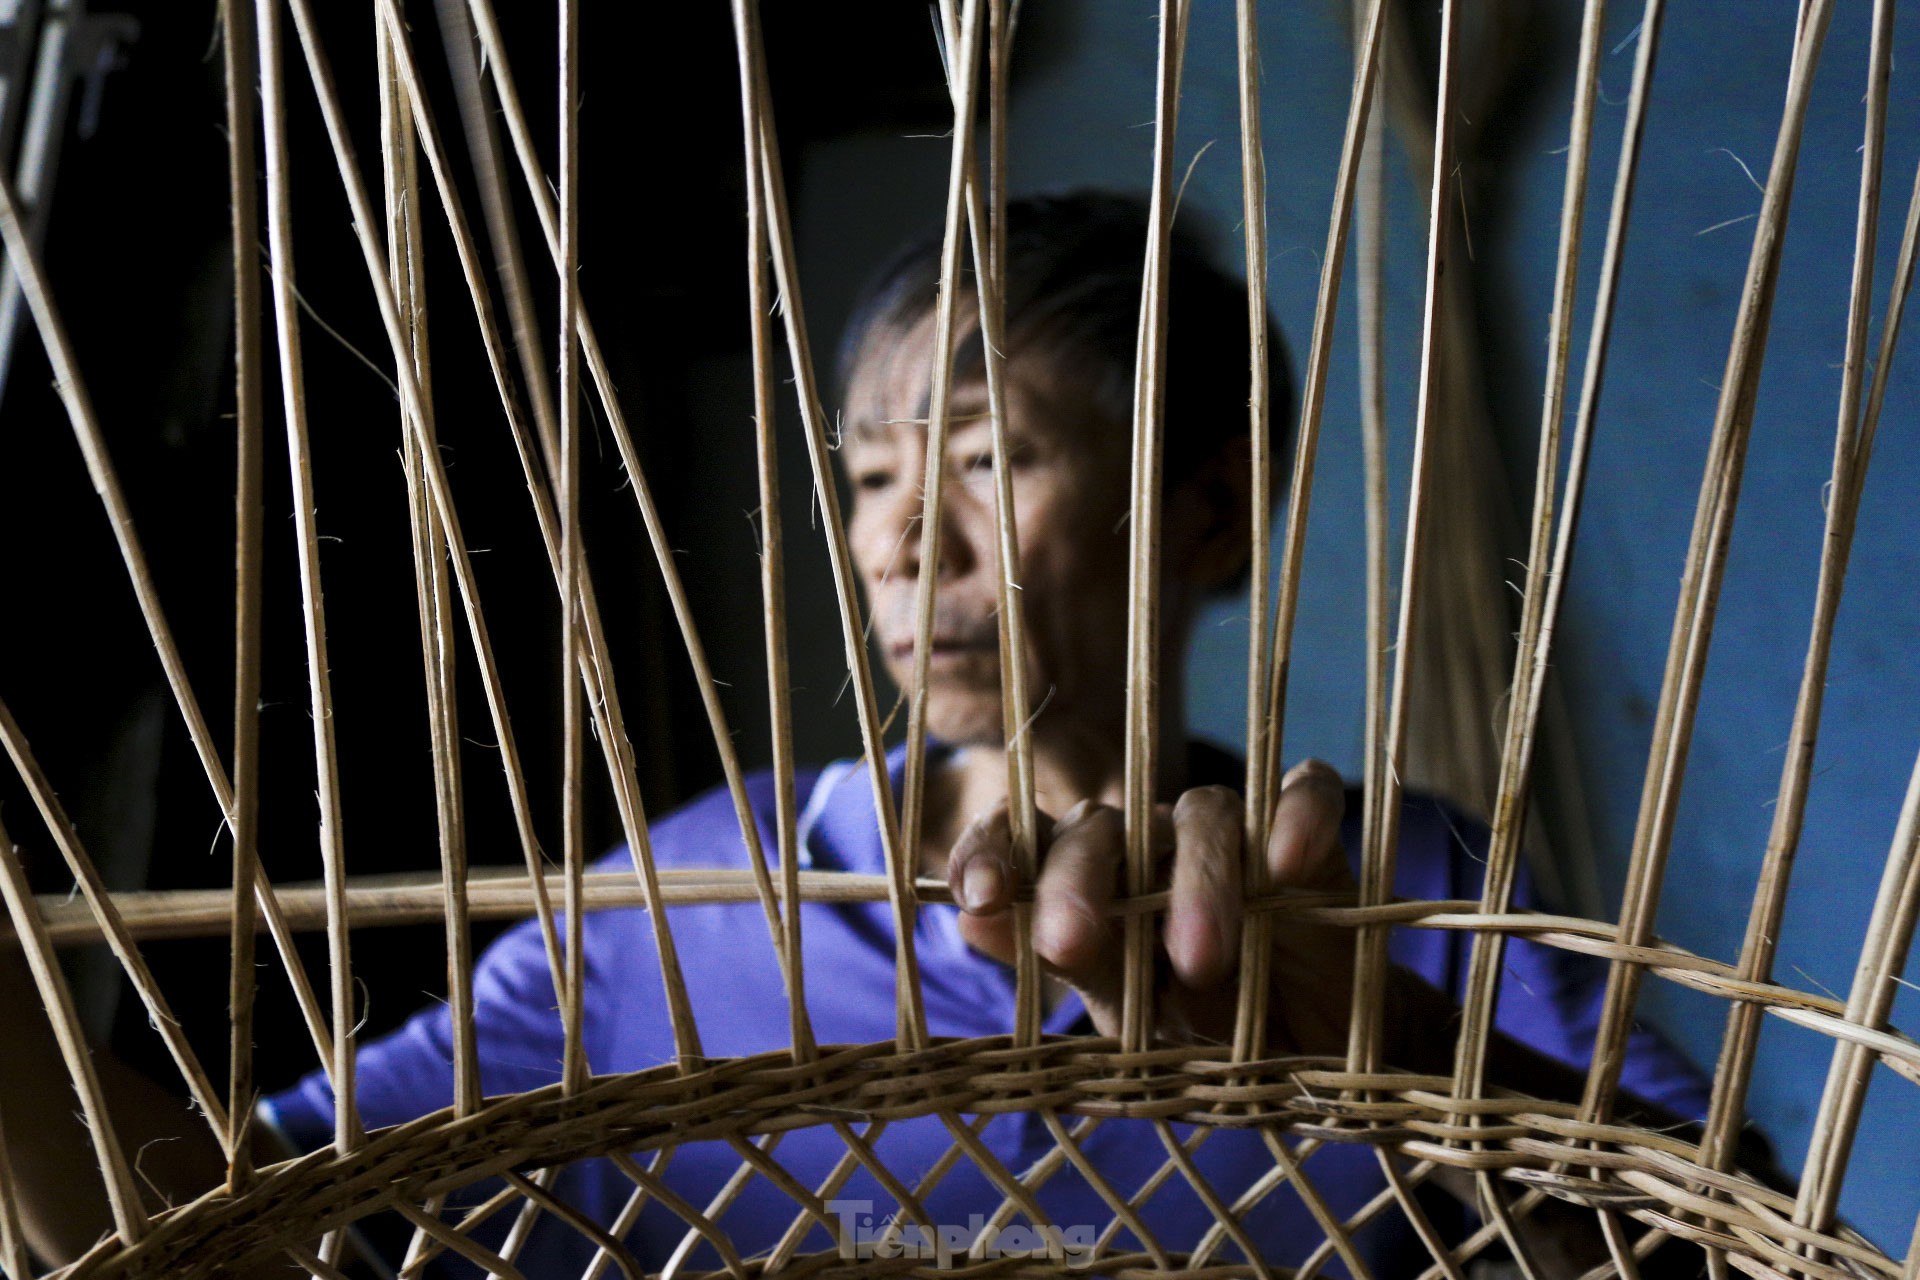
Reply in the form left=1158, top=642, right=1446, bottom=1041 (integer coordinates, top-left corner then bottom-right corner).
left=0, top=0, right=989, bottom=1104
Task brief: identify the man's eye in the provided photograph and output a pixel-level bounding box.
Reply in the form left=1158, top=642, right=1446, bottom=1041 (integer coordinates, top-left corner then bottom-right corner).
left=959, top=452, right=996, bottom=476
left=855, top=470, right=892, bottom=491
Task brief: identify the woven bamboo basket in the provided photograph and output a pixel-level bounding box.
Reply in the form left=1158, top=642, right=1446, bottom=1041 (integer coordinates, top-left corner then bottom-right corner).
left=0, top=0, right=1914, bottom=1277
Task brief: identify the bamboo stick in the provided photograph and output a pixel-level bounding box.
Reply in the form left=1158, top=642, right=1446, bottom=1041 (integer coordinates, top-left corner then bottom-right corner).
left=1350, top=0, right=1465, bottom=1077
left=1792, top=745, right=1920, bottom=1248
left=254, top=0, right=360, bottom=1153
left=0, top=62, right=338, bottom=1073
left=371, top=0, right=705, bottom=1064
left=1581, top=0, right=1835, bottom=1125
left=1119, top=0, right=1191, bottom=1056
left=1354, top=0, right=1391, bottom=1020
left=931, top=0, right=1042, bottom=1047
left=729, top=0, right=927, bottom=1048
left=556, top=0, right=588, bottom=1097
left=1232, top=0, right=1277, bottom=1069
left=1451, top=0, right=1611, bottom=1115
left=730, top=6, right=811, bottom=1063
left=463, top=0, right=796, bottom=991
left=1239, top=0, right=1388, bottom=1064
left=0, top=700, right=227, bottom=1143
left=1704, top=0, right=1912, bottom=1180
left=0, top=810, right=145, bottom=1244
left=219, top=0, right=267, bottom=1191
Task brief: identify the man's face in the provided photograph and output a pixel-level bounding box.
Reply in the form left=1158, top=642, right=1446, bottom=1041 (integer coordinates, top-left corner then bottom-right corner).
left=842, top=317, right=1136, bottom=751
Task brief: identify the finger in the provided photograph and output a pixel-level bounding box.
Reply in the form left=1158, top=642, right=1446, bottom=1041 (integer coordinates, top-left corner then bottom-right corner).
left=1166, top=785, right=1243, bottom=988
left=949, top=803, right=1018, bottom=967
left=1031, top=801, right=1124, bottom=995
left=948, top=802, right=1016, bottom=913
left=1267, top=758, right=1348, bottom=888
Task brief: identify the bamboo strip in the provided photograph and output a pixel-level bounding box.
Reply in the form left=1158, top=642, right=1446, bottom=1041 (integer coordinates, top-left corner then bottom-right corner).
left=581, top=1153, right=667, bottom=1280
left=939, top=1112, right=1058, bottom=1255
left=610, top=1153, right=749, bottom=1280
left=1792, top=744, right=1920, bottom=1243
left=1581, top=0, right=1835, bottom=1125
left=1410, top=1188, right=1554, bottom=1280
left=1040, top=1112, right=1168, bottom=1267
left=899, top=0, right=986, bottom=937
left=1254, top=1132, right=1373, bottom=1280
left=433, top=0, right=559, bottom=474
left=505, top=1170, right=644, bottom=1280
left=556, top=0, right=589, bottom=1098
left=659, top=1140, right=775, bottom=1279
left=0, top=700, right=228, bottom=1141
left=968, top=167, right=1044, bottom=1048
left=463, top=0, right=798, bottom=1010
left=0, top=1102, right=27, bottom=1279
left=0, top=810, right=145, bottom=1244
left=983, top=2, right=1031, bottom=1045
left=728, top=0, right=927, bottom=1046
left=376, top=3, right=480, bottom=1124
left=0, top=61, right=337, bottom=1070
left=219, top=0, right=266, bottom=1190
left=1450, top=0, right=1610, bottom=1120
left=833, top=1117, right=946, bottom=1254
left=1188, top=1143, right=1305, bottom=1269
left=1349, top=0, right=1464, bottom=1076
left=1257, top=0, right=1385, bottom=809
left=1352, top=0, right=1390, bottom=1008
left=1241, top=0, right=1386, bottom=1066
left=394, top=1199, right=528, bottom=1280
left=764, top=1130, right=875, bottom=1272
left=280, top=0, right=644, bottom=1069
left=282, top=1241, right=356, bottom=1280
left=1297, top=1156, right=1439, bottom=1278
left=1705, top=8, right=1915, bottom=1180
left=972, top=1110, right=1084, bottom=1256
left=1231, top=0, right=1276, bottom=1070
left=1477, top=1171, right=1546, bottom=1280
left=732, top=11, right=810, bottom=1063
left=254, top=0, right=360, bottom=1153
left=371, top=0, right=690, bottom=1057
left=1152, top=1118, right=1271, bottom=1279
left=714, top=1136, right=823, bottom=1249
left=938, top=0, right=1043, bottom=1051
left=1377, top=1151, right=1465, bottom=1280
left=926, top=0, right=1044, bottom=1049
left=1119, top=0, right=1191, bottom=1056
left=1093, top=1126, right=1208, bottom=1256
left=375, top=36, right=476, bottom=1272
left=1702, top=9, right=1907, bottom=1273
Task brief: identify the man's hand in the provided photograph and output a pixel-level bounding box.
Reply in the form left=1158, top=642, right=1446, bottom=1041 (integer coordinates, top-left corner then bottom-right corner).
left=944, top=758, right=1360, bottom=1050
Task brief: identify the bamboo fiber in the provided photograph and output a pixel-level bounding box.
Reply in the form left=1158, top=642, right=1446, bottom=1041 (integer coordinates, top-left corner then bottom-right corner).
left=0, top=1, right=1915, bottom=1278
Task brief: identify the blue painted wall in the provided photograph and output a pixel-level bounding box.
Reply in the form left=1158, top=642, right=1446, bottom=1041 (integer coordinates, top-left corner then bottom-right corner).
left=799, top=0, right=1920, bottom=1249
left=1012, top=0, right=1920, bottom=1249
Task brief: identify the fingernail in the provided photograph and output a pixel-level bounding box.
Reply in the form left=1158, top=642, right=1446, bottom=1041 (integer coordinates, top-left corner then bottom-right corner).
left=1061, top=799, right=1093, bottom=827
left=961, top=860, right=1003, bottom=912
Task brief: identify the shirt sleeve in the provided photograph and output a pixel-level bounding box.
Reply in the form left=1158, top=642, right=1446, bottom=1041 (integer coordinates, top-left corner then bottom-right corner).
left=261, top=912, right=578, bottom=1153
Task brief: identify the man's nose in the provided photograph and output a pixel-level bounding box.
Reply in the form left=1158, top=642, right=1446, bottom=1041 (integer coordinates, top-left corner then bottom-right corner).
left=889, top=477, right=979, bottom=583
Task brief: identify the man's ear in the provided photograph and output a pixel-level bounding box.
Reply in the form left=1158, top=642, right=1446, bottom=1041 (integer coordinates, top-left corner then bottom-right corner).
left=1168, top=435, right=1256, bottom=594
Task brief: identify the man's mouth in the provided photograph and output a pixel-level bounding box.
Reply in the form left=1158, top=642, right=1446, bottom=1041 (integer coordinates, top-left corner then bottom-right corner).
left=886, top=635, right=998, bottom=666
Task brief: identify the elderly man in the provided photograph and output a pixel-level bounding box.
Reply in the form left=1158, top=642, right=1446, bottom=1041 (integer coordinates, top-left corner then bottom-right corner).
left=4, top=191, right=1708, bottom=1274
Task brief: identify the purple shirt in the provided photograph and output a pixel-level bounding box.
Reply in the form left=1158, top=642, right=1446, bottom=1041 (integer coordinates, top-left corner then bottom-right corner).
left=266, top=746, right=1708, bottom=1274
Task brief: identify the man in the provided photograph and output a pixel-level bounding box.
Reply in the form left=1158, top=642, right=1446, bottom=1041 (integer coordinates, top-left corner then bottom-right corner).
left=3, top=192, right=1709, bottom=1274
